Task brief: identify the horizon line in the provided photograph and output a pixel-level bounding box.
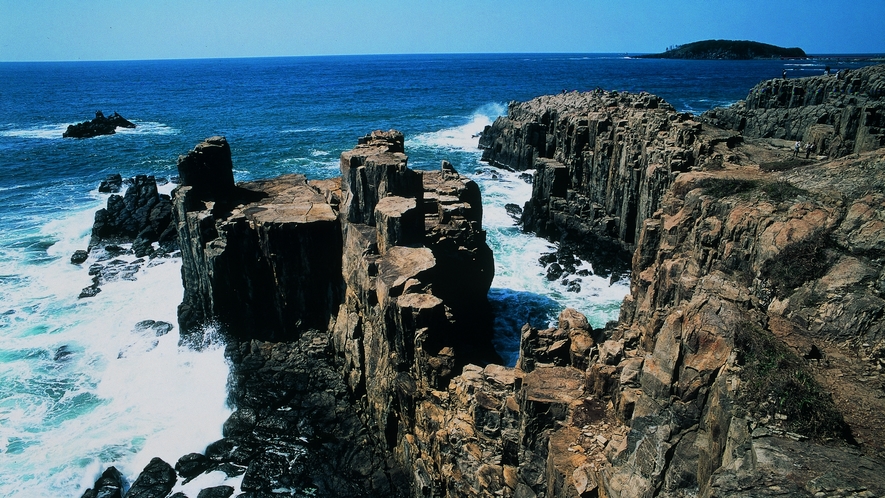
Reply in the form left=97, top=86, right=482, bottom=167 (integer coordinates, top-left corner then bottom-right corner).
left=3, top=50, right=885, bottom=64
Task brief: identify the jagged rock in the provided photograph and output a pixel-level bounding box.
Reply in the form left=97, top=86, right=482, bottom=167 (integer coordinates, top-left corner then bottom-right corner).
left=479, top=89, right=699, bottom=274
left=118, top=75, right=885, bottom=498
left=702, top=64, right=885, bottom=157
left=71, top=249, right=88, bottom=265
left=99, top=174, right=123, bottom=193
left=78, top=284, right=101, bottom=299
left=63, top=111, right=135, bottom=138
left=195, top=486, right=234, bottom=498
left=89, top=175, right=177, bottom=255
left=80, top=466, right=125, bottom=498
left=174, top=453, right=211, bottom=480
left=123, top=457, right=176, bottom=498
left=133, top=320, right=173, bottom=337
left=176, top=136, right=236, bottom=199
left=174, top=154, right=343, bottom=342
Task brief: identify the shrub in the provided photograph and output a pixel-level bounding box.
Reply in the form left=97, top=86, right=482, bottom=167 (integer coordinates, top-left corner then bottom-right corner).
left=761, top=180, right=807, bottom=203
left=734, top=322, right=850, bottom=440
left=761, top=230, right=833, bottom=298
left=696, top=177, right=759, bottom=198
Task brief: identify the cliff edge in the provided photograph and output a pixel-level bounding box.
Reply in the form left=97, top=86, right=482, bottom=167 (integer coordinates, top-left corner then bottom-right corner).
left=85, top=68, right=885, bottom=497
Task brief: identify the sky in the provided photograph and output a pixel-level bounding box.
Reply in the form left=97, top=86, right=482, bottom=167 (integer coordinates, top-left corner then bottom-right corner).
left=1, top=0, right=884, bottom=62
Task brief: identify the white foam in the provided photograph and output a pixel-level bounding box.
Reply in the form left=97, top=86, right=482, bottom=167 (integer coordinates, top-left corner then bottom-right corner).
left=465, top=162, right=629, bottom=365
left=0, top=204, right=231, bottom=498
left=408, top=102, right=506, bottom=152
left=115, top=121, right=178, bottom=136
left=0, top=123, right=69, bottom=140
left=0, top=120, right=177, bottom=140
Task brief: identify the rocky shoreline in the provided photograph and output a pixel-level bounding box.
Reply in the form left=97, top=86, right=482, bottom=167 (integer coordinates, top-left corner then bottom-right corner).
left=83, top=66, right=885, bottom=497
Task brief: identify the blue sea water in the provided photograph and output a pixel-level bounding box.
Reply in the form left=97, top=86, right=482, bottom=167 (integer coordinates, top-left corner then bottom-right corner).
left=0, top=53, right=878, bottom=497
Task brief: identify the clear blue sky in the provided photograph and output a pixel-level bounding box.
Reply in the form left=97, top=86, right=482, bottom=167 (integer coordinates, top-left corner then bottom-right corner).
left=2, top=0, right=884, bottom=61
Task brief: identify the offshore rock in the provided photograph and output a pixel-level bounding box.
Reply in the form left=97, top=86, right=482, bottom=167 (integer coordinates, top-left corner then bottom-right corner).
left=63, top=110, right=135, bottom=138
left=702, top=63, right=885, bottom=157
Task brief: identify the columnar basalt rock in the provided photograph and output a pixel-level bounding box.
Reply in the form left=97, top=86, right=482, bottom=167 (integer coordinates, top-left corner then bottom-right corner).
left=479, top=90, right=719, bottom=274
left=173, top=136, right=343, bottom=342
left=702, top=63, right=885, bottom=157
left=97, top=82, right=885, bottom=497
left=479, top=87, right=885, bottom=496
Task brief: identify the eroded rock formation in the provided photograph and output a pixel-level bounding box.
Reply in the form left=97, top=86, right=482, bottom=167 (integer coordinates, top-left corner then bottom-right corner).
left=85, top=68, right=885, bottom=497
left=473, top=76, right=885, bottom=496
left=702, top=63, right=885, bottom=157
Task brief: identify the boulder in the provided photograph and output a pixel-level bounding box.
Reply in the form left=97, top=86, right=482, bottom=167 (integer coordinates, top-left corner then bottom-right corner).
left=79, top=466, right=124, bottom=498
left=123, top=457, right=176, bottom=498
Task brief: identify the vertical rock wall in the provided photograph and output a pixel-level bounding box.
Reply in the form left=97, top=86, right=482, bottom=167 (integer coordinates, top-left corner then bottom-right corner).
left=173, top=136, right=343, bottom=342
left=479, top=91, right=719, bottom=272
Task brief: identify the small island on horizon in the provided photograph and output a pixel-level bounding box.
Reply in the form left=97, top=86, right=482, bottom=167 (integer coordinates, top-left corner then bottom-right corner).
left=637, top=39, right=807, bottom=60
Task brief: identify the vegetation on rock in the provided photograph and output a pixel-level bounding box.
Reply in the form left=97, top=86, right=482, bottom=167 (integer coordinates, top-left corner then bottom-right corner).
left=734, top=321, right=850, bottom=440
left=638, top=39, right=807, bottom=59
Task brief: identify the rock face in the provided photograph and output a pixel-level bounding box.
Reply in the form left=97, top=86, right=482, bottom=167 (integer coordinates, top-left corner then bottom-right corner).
left=63, top=110, right=136, bottom=138
left=479, top=90, right=718, bottom=274
left=101, top=86, right=885, bottom=496
left=173, top=137, right=342, bottom=342
left=477, top=85, right=885, bottom=496
left=702, top=63, right=885, bottom=157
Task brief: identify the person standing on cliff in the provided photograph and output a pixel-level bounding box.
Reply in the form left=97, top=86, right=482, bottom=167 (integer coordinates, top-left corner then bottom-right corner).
left=805, top=142, right=814, bottom=158
left=793, top=141, right=801, bottom=158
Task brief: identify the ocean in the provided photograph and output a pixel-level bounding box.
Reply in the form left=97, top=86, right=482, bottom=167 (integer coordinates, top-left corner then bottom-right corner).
left=0, top=53, right=877, bottom=497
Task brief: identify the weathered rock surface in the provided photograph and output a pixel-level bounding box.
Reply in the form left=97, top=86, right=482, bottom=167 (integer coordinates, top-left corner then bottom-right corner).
left=702, top=63, right=885, bottom=157
left=93, top=77, right=885, bottom=497
left=64, top=110, right=136, bottom=138
left=478, top=86, right=885, bottom=496
left=479, top=90, right=716, bottom=276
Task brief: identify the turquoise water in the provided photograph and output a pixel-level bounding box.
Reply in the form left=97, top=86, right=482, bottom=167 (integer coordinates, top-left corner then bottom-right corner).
left=0, top=53, right=878, bottom=496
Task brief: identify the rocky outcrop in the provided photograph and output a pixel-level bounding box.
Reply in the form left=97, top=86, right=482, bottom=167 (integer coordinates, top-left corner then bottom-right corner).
left=93, top=85, right=885, bottom=497
left=701, top=63, right=885, bottom=157
left=479, top=90, right=726, bottom=275
left=74, top=175, right=178, bottom=298
left=476, top=87, right=885, bottom=496
left=89, top=175, right=177, bottom=256
left=63, top=110, right=136, bottom=138
left=173, top=137, right=343, bottom=342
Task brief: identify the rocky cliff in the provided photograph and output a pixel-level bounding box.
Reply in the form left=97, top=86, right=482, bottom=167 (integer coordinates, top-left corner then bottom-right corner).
left=472, top=74, right=885, bottom=496
left=85, top=72, right=885, bottom=497
left=701, top=63, right=885, bottom=157
left=479, top=90, right=720, bottom=274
